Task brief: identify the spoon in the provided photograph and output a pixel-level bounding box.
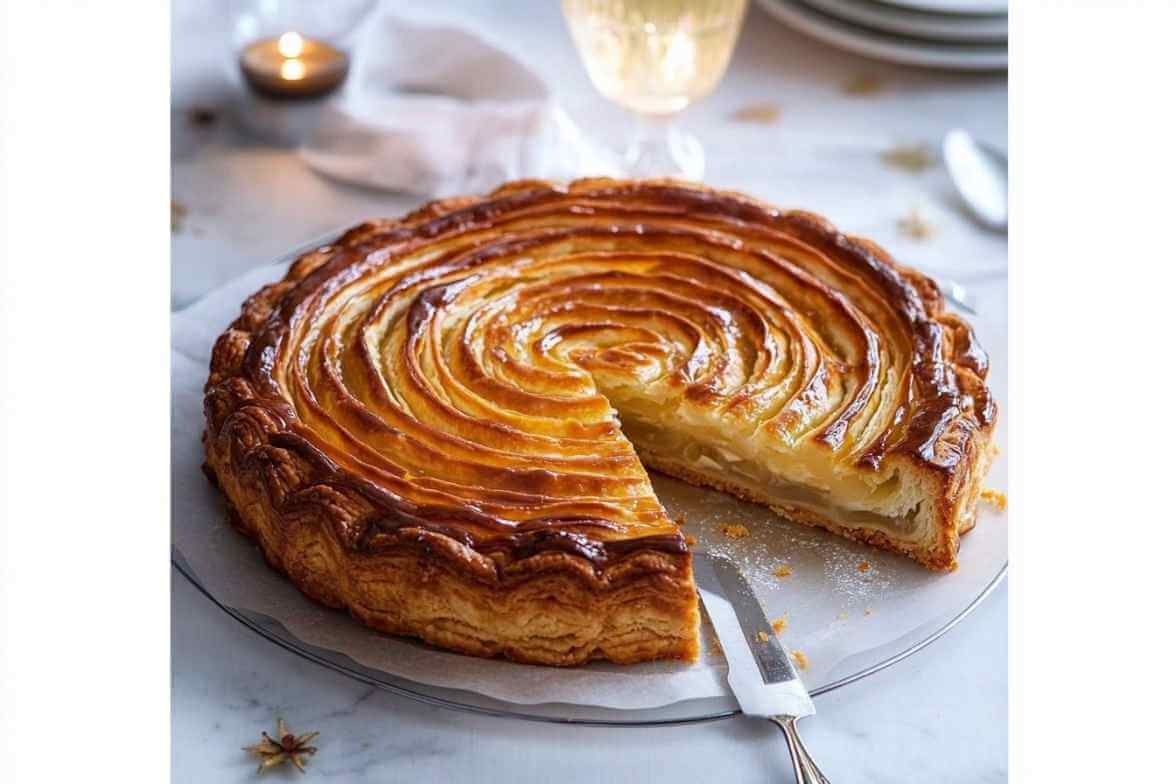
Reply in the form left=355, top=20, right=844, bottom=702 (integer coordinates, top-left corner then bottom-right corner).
left=943, top=129, right=1008, bottom=233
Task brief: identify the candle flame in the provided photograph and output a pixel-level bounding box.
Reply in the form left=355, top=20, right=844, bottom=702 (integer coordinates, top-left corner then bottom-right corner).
left=277, top=31, right=304, bottom=58
left=279, top=58, right=307, bottom=81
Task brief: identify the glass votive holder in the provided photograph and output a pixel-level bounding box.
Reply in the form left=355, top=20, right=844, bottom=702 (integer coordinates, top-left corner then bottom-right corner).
left=226, top=0, right=376, bottom=143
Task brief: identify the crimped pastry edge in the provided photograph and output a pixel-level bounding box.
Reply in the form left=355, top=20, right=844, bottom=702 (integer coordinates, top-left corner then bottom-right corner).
left=202, top=446, right=701, bottom=666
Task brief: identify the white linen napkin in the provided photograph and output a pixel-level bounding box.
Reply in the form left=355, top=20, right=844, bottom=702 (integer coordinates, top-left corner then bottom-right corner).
left=301, top=13, right=617, bottom=196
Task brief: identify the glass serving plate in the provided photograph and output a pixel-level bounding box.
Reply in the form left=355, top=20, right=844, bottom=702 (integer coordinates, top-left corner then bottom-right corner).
left=172, top=229, right=1008, bottom=727
left=172, top=550, right=1005, bottom=726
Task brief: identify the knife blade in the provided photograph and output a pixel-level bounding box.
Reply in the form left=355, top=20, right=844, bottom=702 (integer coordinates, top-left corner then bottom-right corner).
left=694, top=551, right=815, bottom=719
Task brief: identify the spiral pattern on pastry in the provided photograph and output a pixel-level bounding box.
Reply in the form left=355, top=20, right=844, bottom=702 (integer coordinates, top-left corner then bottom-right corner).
left=203, top=179, right=996, bottom=665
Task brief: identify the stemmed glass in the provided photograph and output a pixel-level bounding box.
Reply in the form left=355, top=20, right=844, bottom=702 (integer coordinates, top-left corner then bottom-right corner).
left=562, top=0, right=749, bottom=181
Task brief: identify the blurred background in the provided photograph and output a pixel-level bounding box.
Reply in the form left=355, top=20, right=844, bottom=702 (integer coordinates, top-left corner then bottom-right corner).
left=172, top=0, right=1006, bottom=311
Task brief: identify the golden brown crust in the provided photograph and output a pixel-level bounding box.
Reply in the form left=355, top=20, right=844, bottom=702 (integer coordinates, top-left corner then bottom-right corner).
left=207, top=450, right=699, bottom=665
left=202, top=177, right=996, bottom=664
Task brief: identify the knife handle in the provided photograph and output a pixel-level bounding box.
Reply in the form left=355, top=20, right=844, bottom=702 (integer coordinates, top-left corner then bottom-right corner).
left=770, top=715, right=832, bottom=784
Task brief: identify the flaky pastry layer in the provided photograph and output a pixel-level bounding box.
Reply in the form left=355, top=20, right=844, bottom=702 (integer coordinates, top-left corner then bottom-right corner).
left=204, top=458, right=699, bottom=665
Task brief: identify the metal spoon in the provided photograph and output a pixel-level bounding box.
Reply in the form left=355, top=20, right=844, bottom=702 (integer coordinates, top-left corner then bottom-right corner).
left=943, top=129, right=1008, bottom=233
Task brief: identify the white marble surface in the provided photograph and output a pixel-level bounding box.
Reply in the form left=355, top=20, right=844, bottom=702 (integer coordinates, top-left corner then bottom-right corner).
left=172, top=1, right=1007, bottom=780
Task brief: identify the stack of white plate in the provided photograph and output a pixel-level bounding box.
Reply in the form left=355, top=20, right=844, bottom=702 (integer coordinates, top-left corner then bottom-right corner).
left=756, top=0, right=1007, bottom=71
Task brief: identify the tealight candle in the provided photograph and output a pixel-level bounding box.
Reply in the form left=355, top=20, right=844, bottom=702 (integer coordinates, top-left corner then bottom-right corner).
left=239, top=31, right=349, bottom=99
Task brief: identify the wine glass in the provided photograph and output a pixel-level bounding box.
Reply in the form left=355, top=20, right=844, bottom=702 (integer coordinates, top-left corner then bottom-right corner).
left=562, top=0, right=749, bottom=181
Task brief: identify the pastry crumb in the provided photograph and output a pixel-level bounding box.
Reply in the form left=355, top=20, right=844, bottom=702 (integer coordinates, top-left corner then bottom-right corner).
left=857, top=560, right=871, bottom=573
left=864, top=607, right=873, bottom=616
left=881, top=142, right=934, bottom=173
left=757, top=631, right=771, bottom=643
left=898, top=208, right=934, bottom=240
left=771, top=616, right=788, bottom=634
left=731, top=102, right=781, bottom=124
left=790, top=650, right=809, bottom=670
left=720, top=523, right=750, bottom=539
left=684, top=534, right=698, bottom=546
left=980, top=488, right=1008, bottom=511
left=707, top=632, right=722, bottom=655
left=773, top=564, right=793, bottom=579
left=843, top=73, right=883, bottom=96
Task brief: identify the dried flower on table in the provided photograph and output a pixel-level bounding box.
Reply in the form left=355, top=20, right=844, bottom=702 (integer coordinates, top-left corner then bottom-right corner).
left=720, top=523, right=750, bottom=539
left=731, top=102, right=781, bottom=124
left=898, top=208, right=934, bottom=240
left=980, top=488, right=1008, bottom=511
left=843, top=73, right=883, bottom=96
left=244, top=718, right=319, bottom=774
left=881, top=142, right=935, bottom=173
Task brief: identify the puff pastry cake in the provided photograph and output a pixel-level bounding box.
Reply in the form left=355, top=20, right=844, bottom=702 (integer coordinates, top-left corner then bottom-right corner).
left=203, top=178, right=996, bottom=666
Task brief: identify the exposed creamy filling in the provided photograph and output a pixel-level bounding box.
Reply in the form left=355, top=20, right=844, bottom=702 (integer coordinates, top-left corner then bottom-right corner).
left=616, top=414, right=924, bottom=539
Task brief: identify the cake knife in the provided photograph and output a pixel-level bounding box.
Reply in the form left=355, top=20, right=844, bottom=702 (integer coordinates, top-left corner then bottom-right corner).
left=694, top=551, right=831, bottom=783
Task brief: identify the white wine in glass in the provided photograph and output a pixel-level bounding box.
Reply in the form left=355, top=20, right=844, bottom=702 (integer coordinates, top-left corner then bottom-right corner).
left=562, top=0, right=748, bottom=180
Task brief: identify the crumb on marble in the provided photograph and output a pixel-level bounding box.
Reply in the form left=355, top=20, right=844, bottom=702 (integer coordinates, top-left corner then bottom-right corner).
left=881, top=142, right=935, bottom=173
left=857, top=560, right=871, bottom=573
left=773, top=564, right=793, bottom=579
left=898, top=207, right=934, bottom=240
left=790, top=650, right=809, bottom=670
left=757, top=631, right=771, bottom=643
left=171, top=199, right=189, bottom=233
left=731, top=102, right=781, bottom=124
left=685, top=534, right=698, bottom=546
left=865, top=607, right=873, bottom=616
left=843, top=73, right=883, bottom=96
left=771, top=616, right=788, bottom=634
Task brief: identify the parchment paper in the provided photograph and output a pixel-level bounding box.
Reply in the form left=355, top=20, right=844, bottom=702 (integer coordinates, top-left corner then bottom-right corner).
left=172, top=262, right=1008, bottom=710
